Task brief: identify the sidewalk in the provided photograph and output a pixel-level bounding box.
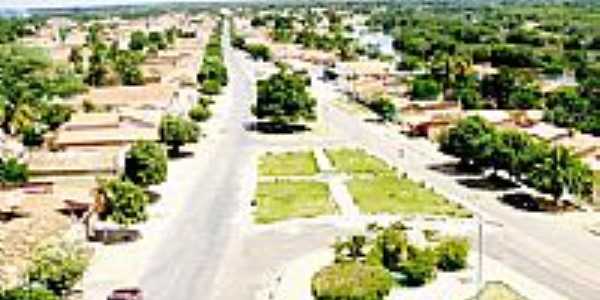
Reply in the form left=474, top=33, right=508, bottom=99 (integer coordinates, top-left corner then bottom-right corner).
left=81, top=80, right=236, bottom=300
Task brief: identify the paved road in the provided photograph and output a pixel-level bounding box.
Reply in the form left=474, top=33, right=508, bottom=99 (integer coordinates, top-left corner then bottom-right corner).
left=138, top=23, right=257, bottom=300
left=312, top=70, right=600, bottom=300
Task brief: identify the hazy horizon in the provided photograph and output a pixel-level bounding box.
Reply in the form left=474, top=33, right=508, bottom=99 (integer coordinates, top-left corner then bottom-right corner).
left=0, top=0, right=228, bottom=9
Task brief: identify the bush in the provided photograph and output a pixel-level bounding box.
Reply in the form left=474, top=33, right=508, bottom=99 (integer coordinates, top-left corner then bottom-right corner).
left=159, top=115, right=200, bottom=155
left=0, top=287, right=59, bottom=300
left=411, top=78, right=442, bottom=100
left=28, top=241, right=90, bottom=296
left=21, top=125, right=45, bottom=147
left=188, top=104, right=212, bottom=122
left=436, top=237, right=470, bottom=272
left=400, top=247, right=438, bottom=286
left=312, top=262, right=393, bottom=300
left=201, top=79, right=222, bottom=95
left=0, top=157, right=28, bottom=186
left=99, top=179, right=149, bottom=225
left=125, top=141, right=168, bottom=187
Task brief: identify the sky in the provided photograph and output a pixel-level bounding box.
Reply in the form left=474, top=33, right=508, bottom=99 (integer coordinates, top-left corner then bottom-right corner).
left=0, top=0, right=222, bottom=9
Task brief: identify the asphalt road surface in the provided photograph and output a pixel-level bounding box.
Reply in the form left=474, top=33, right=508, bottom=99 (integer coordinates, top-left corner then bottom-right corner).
left=138, top=24, right=256, bottom=300
left=314, top=72, right=600, bottom=300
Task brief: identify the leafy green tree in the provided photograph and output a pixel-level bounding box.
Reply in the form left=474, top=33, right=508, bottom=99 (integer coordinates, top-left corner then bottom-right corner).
left=0, top=157, right=28, bottom=186
left=40, top=103, right=73, bottom=130
left=188, top=104, right=212, bottom=122
left=201, top=79, right=222, bottom=95
left=370, top=96, right=397, bottom=122
left=114, top=50, right=144, bottom=86
left=28, top=241, right=89, bottom=296
left=439, top=116, right=495, bottom=168
left=125, top=141, right=168, bottom=187
left=99, top=179, right=149, bottom=225
left=0, top=287, right=59, bottom=300
left=68, top=46, right=84, bottom=74
left=253, top=68, right=316, bottom=125
left=529, top=146, right=592, bottom=203
left=86, top=43, right=110, bottom=86
left=411, top=77, right=441, bottom=100
left=245, top=43, right=272, bottom=61
left=436, top=237, right=470, bottom=272
left=129, top=31, right=148, bottom=51
left=148, top=31, right=167, bottom=50
left=400, top=247, right=438, bottom=286
left=159, top=115, right=200, bottom=156
left=21, top=124, right=45, bottom=147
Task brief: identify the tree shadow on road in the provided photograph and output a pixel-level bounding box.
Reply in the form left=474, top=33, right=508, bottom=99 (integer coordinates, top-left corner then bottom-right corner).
left=458, top=175, right=519, bottom=192
left=243, top=121, right=309, bottom=134
left=498, top=192, right=580, bottom=213
left=428, top=162, right=482, bottom=176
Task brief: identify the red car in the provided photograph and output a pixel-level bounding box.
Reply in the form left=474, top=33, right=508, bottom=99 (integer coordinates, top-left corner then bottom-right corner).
left=107, top=288, right=144, bottom=300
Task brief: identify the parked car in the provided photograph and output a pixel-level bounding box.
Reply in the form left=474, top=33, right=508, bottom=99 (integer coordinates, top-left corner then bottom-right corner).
left=107, top=288, right=143, bottom=300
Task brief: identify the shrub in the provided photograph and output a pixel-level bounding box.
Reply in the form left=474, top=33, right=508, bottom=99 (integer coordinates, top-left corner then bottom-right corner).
left=28, top=241, right=90, bottom=296
left=312, top=262, right=393, bottom=300
left=0, top=157, right=28, bottom=186
left=400, top=247, right=438, bottom=286
left=0, top=287, right=59, bottom=300
left=99, top=179, right=149, bottom=225
left=436, top=237, right=470, bottom=272
left=159, top=115, right=200, bottom=156
left=201, top=79, right=222, bottom=95
left=21, top=125, right=45, bottom=147
left=188, top=104, right=212, bottom=122
left=412, top=78, right=442, bottom=100
left=125, top=141, right=168, bottom=187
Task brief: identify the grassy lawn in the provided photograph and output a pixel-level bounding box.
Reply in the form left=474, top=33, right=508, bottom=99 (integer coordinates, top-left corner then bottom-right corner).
left=325, top=148, right=392, bottom=174
left=468, top=282, right=527, bottom=300
left=258, top=151, right=319, bottom=176
left=254, top=181, right=336, bottom=224
left=347, top=175, right=471, bottom=217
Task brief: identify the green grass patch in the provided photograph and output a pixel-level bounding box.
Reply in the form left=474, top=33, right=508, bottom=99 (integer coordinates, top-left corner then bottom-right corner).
left=347, top=175, right=471, bottom=217
left=258, top=151, right=319, bottom=176
left=468, top=282, right=527, bottom=300
left=254, top=180, right=336, bottom=223
left=325, top=148, right=392, bottom=175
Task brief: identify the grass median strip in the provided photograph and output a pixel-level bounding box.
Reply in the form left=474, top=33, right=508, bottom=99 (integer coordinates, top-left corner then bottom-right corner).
left=254, top=180, right=336, bottom=224
left=259, top=151, right=319, bottom=176
left=325, top=148, right=392, bottom=175
left=347, top=175, right=471, bottom=217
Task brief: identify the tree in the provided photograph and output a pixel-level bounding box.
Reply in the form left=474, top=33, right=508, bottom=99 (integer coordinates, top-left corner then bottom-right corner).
left=28, top=241, right=89, bottom=297
left=125, top=141, right=168, bottom=187
left=148, top=31, right=167, bottom=50
left=370, top=96, right=397, bottom=122
left=68, top=46, right=84, bottom=73
left=99, top=179, right=149, bottom=225
left=114, top=50, right=144, bottom=86
left=86, top=43, right=110, bottom=86
left=188, top=104, right=212, bottom=122
left=253, top=68, right=316, bottom=125
left=0, top=287, right=59, bottom=300
left=245, top=43, right=272, bottom=61
left=201, top=79, right=222, bottom=95
left=411, top=77, right=441, bottom=100
left=21, top=124, right=45, bottom=147
left=159, top=115, right=200, bottom=156
left=129, top=31, right=148, bottom=51
left=439, top=116, right=495, bottom=168
left=400, top=247, right=438, bottom=286
left=435, top=237, right=470, bottom=272
left=40, top=103, right=73, bottom=130
left=0, top=157, right=28, bottom=186
left=529, top=146, right=592, bottom=204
